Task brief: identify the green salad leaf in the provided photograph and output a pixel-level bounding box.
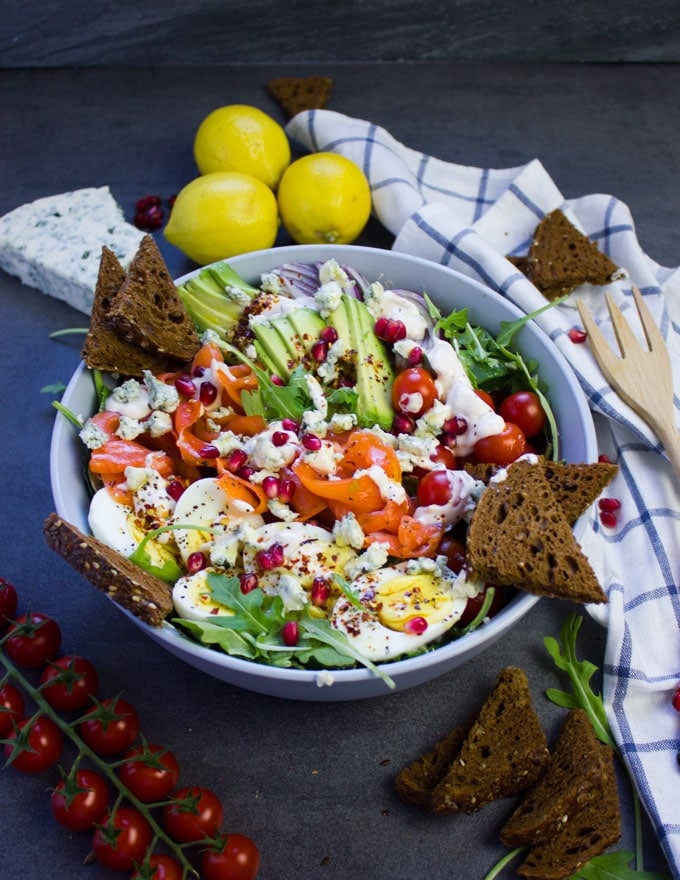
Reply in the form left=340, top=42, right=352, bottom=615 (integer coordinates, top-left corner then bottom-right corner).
left=568, top=851, right=671, bottom=880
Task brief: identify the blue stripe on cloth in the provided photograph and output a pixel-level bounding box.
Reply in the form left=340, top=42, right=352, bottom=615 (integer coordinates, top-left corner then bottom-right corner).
left=473, top=168, right=489, bottom=223
left=507, top=182, right=546, bottom=221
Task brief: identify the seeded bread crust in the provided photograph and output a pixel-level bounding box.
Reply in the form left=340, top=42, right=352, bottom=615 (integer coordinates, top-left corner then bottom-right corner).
left=500, top=709, right=606, bottom=847
left=517, top=743, right=621, bottom=880
left=518, top=210, right=622, bottom=301
left=81, top=245, right=186, bottom=378
left=466, top=459, right=608, bottom=604
left=267, top=76, right=333, bottom=117
left=43, top=512, right=173, bottom=627
left=429, top=667, right=550, bottom=814
left=104, top=235, right=201, bottom=362
left=394, top=724, right=471, bottom=810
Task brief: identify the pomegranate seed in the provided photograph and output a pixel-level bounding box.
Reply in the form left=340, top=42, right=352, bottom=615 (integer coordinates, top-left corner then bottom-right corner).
left=166, top=479, right=185, bottom=501
left=281, top=418, right=299, bottom=433
left=271, top=431, right=290, bottom=447
left=187, top=551, right=207, bottom=574
left=311, top=340, right=328, bottom=362
left=443, top=416, right=468, bottom=436
left=301, top=433, right=322, bottom=451
left=282, top=620, right=300, bottom=647
left=270, top=543, right=285, bottom=567
left=134, top=205, right=164, bottom=231
left=174, top=375, right=196, bottom=397
left=319, top=326, right=339, bottom=343
left=255, top=543, right=285, bottom=570
left=311, top=577, right=331, bottom=606
left=199, top=381, right=218, bottom=405
left=568, top=328, right=588, bottom=344
left=198, top=443, right=220, bottom=459
left=392, top=414, right=414, bottom=434
left=277, top=479, right=296, bottom=504
left=407, top=346, right=423, bottom=366
left=376, top=318, right=407, bottom=343
left=226, top=449, right=248, bottom=473
left=672, top=685, right=680, bottom=712
left=599, top=510, right=618, bottom=528
left=598, top=497, right=621, bottom=512
left=240, top=573, right=259, bottom=594
left=135, top=195, right=162, bottom=212
left=598, top=453, right=611, bottom=463
left=404, top=616, right=428, bottom=635
left=237, top=465, right=255, bottom=481
left=261, top=476, right=280, bottom=498
left=168, top=194, right=177, bottom=209
left=191, top=365, right=206, bottom=378
left=270, top=375, right=285, bottom=386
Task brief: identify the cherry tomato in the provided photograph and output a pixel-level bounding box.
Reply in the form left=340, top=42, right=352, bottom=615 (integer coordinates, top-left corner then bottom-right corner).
left=436, top=535, right=466, bottom=574
left=50, top=768, right=109, bottom=832
left=40, top=655, right=99, bottom=711
left=499, top=391, right=546, bottom=438
left=201, top=833, right=261, bottom=880
left=417, top=469, right=454, bottom=507
left=4, top=715, right=63, bottom=773
left=163, top=785, right=224, bottom=843
left=475, top=388, right=496, bottom=409
left=0, top=682, right=24, bottom=736
left=131, top=854, right=183, bottom=880
left=79, top=696, right=140, bottom=755
left=458, top=585, right=513, bottom=626
left=92, top=807, right=153, bottom=872
left=119, top=743, right=180, bottom=803
left=4, top=612, right=61, bottom=668
left=473, top=422, right=526, bottom=466
left=429, top=444, right=457, bottom=470
left=391, top=366, right=438, bottom=418
left=0, top=577, right=18, bottom=628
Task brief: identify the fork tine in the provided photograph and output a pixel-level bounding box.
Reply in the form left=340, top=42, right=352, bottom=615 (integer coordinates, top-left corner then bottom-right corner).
left=631, top=285, right=666, bottom=353
left=576, top=299, right=619, bottom=370
left=605, top=291, right=641, bottom=358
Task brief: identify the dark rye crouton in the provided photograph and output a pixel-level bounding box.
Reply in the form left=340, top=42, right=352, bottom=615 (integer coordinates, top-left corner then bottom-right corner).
left=267, top=75, right=333, bottom=117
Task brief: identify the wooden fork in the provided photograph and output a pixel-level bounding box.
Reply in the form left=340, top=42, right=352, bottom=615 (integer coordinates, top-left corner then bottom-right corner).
left=576, top=286, right=680, bottom=478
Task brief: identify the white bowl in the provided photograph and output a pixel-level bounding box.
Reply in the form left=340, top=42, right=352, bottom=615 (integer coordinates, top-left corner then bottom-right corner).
left=50, top=244, right=597, bottom=701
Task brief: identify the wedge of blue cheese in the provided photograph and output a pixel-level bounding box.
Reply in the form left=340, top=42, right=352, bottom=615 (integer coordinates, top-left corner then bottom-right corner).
left=0, top=186, right=146, bottom=314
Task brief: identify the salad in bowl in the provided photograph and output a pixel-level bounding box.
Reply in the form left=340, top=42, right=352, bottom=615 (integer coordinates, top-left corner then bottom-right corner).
left=51, top=245, right=596, bottom=700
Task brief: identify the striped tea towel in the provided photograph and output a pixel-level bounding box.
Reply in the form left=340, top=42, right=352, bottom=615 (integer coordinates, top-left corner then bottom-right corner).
left=288, top=109, right=680, bottom=878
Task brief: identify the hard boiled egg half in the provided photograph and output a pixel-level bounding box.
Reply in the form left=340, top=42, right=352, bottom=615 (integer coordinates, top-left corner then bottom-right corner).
left=330, top=563, right=469, bottom=661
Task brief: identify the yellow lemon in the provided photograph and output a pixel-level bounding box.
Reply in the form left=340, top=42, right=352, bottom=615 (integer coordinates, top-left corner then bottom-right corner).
left=193, top=104, right=291, bottom=190
left=164, top=171, right=279, bottom=265
left=277, top=152, right=372, bottom=245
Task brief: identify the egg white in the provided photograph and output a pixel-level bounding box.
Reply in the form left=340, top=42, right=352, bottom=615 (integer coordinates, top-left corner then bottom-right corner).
left=172, top=569, right=236, bottom=621
left=88, top=488, right=141, bottom=557
left=330, top=563, right=468, bottom=662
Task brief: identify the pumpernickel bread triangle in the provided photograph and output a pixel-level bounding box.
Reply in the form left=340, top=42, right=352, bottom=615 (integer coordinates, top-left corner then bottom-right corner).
left=394, top=723, right=470, bottom=810
left=466, top=459, right=607, bottom=604
left=43, top=512, right=173, bottom=627
left=267, top=76, right=333, bottom=117
left=523, top=210, right=621, bottom=300
left=429, top=667, right=550, bottom=814
left=81, top=246, right=186, bottom=378
left=104, top=235, right=201, bottom=361
left=501, top=708, right=607, bottom=847
left=517, top=742, right=621, bottom=879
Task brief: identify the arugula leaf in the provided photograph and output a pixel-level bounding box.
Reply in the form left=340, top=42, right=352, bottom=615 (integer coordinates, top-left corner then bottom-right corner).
left=569, top=851, right=671, bottom=880
left=52, top=400, right=84, bottom=430
left=544, top=614, right=614, bottom=749
left=206, top=573, right=283, bottom=634
left=173, top=618, right=259, bottom=659
left=326, top=386, right=359, bottom=414
left=41, top=381, right=67, bottom=395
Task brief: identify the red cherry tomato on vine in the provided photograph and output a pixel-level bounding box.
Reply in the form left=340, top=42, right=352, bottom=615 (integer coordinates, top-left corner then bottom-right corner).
left=119, top=743, right=180, bottom=803
left=5, top=611, right=61, bottom=667
left=79, top=696, right=140, bottom=755
left=40, top=655, right=99, bottom=711
left=417, top=469, right=455, bottom=507
left=163, top=785, right=224, bottom=843
left=4, top=715, right=63, bottom=773
left=391, top=366, right=438, bottom=417
left=0, top=682, right=24, bottom=736
left=50, top=768, right=109, bottom=832
left=92, top=807, right=153, bottom=872
left=201, top=833, right=261, bottom=880
left=131, top=854, right=183, bottom=880
left=473, top=422, right=526, bottom=466
left=0, top=577, right=18, bottom=628
left=498, top=391, right=546, bottom=438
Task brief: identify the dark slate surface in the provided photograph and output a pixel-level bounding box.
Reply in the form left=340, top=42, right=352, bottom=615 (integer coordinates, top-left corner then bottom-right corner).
left=1, top=1, right=680, bottom=65
left=1, top=63, right=676, bottom=880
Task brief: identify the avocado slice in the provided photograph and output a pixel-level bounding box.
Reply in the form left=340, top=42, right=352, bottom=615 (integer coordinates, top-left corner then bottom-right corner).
left=177, top=261, right=259, bottom=338
left=327, top=295, right=394, bottom=430
left=251, top=308, right=326, bottom=381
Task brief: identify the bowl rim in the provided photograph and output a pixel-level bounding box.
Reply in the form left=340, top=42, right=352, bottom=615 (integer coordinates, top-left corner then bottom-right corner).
left=50, top=243, right=596, bottom=694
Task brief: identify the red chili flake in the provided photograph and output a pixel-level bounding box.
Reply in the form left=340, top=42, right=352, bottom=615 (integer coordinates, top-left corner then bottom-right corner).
left=568, top=327, right=588, bottom=344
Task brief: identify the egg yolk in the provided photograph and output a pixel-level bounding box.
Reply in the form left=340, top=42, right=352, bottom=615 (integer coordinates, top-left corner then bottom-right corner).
left=375, top=573, right=454, bottom=632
